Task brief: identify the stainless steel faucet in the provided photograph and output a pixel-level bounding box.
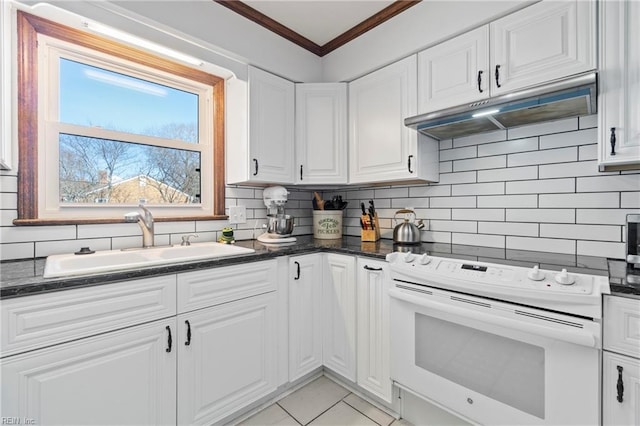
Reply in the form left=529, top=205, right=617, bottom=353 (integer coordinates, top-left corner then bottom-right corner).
left=124, top=204, right=155, bottom=248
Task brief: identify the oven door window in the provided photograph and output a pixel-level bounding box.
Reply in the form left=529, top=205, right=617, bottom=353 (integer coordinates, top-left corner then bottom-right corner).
left=415, top=313, right=545, bottom=419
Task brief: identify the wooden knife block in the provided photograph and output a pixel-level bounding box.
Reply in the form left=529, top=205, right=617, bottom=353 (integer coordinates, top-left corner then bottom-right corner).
left=361, top=213, right=380, bottom=242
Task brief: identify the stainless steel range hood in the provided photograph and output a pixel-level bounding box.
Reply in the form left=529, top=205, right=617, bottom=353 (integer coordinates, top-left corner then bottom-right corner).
left=405, top=72, right=597, bottom=140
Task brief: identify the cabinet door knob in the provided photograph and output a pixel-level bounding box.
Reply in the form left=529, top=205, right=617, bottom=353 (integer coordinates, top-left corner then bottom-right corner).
left=477, top=70, right=484, bottom=93
left=253, top=158, right=259, bottom=176
left=617, top=365, right=624, bottom=403
left=407, top=155, right=414, bottom=174
left=610, top=128, right=617, bottom=156
left=185, top=320, right=192, bottom=346
left=294, top=261, right=301, bottom=280
left=166, top=325, right=173, bottom=353
left=495, top=65, right=501, bottom=88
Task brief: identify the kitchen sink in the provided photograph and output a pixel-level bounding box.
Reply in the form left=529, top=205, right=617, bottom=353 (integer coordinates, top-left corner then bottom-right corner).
left=43, top=242, right=256, bottom=278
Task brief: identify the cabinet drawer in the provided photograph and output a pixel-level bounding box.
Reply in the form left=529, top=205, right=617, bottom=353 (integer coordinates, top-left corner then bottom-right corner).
left=604, top=296, right=640, bottom=358
left=1, top=275, right=177, bottom=358
left=177, top=260, right=277, bottom=313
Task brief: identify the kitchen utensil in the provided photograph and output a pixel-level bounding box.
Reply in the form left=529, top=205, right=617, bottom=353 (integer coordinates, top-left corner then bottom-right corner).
left=393, top=209, right=422, bottom=244
left=313, top=192, right=325, bottom=210
left=266, top=214, right=295, bottom=236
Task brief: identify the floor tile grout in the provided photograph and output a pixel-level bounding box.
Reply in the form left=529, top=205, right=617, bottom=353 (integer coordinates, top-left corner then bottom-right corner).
left=275, top=401, right=303, bottom=426
left=340, top=394, right=390, bottom=426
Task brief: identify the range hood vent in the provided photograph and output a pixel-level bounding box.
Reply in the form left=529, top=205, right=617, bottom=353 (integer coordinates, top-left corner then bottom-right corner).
left=405, top=72, right=597, bottom=140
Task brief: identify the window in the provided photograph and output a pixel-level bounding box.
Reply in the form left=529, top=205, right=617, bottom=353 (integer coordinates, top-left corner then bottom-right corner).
left=15, top=12, right=226, bottom=224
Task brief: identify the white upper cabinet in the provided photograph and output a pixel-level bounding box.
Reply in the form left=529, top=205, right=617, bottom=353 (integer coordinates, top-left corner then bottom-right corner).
left=296, top=83, right=348, bottom=184
left=417, top=0, right=595, bottom=114
left=598, top=0, right=640, bottom=169
left=227, top=66, right=295, bottom=185
left=490, top=0, right=595, bottom=95
left=349, top=56, right=438, bottom=184
left=418, top=26, right=490, bottom=114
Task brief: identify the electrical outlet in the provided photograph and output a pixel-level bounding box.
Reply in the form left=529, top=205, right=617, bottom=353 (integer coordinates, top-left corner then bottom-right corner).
left=229, top=206, right=247, bottom=224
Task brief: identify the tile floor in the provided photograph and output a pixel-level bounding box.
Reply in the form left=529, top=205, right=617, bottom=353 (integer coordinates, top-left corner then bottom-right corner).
left=237, top=376, right=413, bottom=426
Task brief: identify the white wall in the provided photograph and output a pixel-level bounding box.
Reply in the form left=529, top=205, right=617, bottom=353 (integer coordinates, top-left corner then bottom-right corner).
left=322, top=0, right=535, bottom=82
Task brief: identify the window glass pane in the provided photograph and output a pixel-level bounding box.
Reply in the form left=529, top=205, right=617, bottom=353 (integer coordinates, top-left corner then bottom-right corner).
left=59, top=133, right=201, bottom=204
left=59, top=59, right=199, bottom=143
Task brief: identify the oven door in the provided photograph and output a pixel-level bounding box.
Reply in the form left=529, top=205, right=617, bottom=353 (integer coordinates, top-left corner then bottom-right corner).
left=389, top=284, right=601, bottom=426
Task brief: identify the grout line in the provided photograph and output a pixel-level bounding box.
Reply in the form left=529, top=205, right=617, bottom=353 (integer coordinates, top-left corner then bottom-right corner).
left=275, top=402, right=303, bottom=426
left=341, top=394, right=392, bottom=426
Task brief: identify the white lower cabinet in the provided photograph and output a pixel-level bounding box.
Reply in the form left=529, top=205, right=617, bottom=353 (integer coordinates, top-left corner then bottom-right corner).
left=177, top=292, right=278, bottom=425
left=1, top=318, right=177, bottom=425
left=323, top=253, right=357, bottom=382
left=603, top=296, right=640, bottom=426
left=288, top=254, right=323, bottom=381
left=356, top=257, right=392, bottom=403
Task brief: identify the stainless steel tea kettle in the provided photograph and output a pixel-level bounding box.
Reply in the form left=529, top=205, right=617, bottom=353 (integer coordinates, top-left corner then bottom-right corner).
left=393, top=209, right=424, bottom=244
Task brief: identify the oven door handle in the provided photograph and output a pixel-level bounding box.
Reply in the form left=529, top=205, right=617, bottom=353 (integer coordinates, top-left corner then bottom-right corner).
left=389, top=288, right=597, bottom=348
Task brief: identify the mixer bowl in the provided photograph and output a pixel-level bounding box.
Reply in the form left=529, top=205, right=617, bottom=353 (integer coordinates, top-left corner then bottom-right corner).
left=266, top=214, right=295, bottom=236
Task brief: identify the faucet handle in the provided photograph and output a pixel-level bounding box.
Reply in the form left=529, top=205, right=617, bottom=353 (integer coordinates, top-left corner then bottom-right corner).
left=181, top=234, right=199, bottom=246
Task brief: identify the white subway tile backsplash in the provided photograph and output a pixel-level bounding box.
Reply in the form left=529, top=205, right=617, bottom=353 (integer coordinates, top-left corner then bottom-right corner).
left=478, top=221, right=538, bottom=237
left=452, top=209, right=505, bottom=221
left=409, top=185, right=451, bottom=197
left=345, top=189, right=375, bottom=200
left=0, top=193, right=17, bottom=210
left=414, top=208, right=451, bottom=220
left=0, top=242, right=34, bottom=260
left=225, top=186, right=255, bottom=198
left=454, top=130, right=506, bottom=147
left=440, top=161, right=453, bottom=173
left=577, top=174, right=640, bottom=192
left=539, top=128, right=597, bottom=149
left=477, top=138, right=538, bottom=157
left=430, top=220, right=477, bottom=233
left=578, top=144, right=598, bottom=161
left=421, top=230, right=452, bottom=244
left=621, top=192, right=640, bottom=208
left=454, top=155, right=506, bottom=172
left=540, top=224, right=621, bottom=242
left=0, top=175, right=17, bottom=193
left=577, top=240, right=625, bottom=258
left=508, top=147, right=577, bottom=167
left=154, top=221, right=196, bottom=235
left=506, top=209, right=575, bottom=223
left=440, top=139, right=453, bottom=150
left=579, top=115, right=598, bottom=129
left=36, top=238, right=112, bottom=257
left=77, top=223, right=141, bottom=239
left=451, top=182, right=504, bottom=196
left=539, top=192, right=619, bottom=208
left=438, top=171, right=477, bottom=185
left=440, top=146, right=477, bottom=161
left=477, top=166, right=538, bottom=182
left=391, top=198, right=430, bottom=208
left=1, top=225, right=76, bottom=244
left=507, top=118, right=577, bottom=139
left=374, top=187, right=409, bottom=198
left=539, top=161, right=602, bottom=178
left=452, top=233, right=505, bottom=248
left=1, top=210, right=17, bottom=226
left=506, top=178, right=575, bottom=194
left=430, top=196, right=476, bottom=208
left=477, top=195, right=537, bottom=208
left=576, top=209, right=640, bottom=225
left=195, top=220, right=230, bottom=232
left=507, top=236, right=576, bottom=254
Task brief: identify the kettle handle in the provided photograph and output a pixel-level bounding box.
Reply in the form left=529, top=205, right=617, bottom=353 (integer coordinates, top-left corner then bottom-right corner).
left=394, top=209, right=416, bottom=222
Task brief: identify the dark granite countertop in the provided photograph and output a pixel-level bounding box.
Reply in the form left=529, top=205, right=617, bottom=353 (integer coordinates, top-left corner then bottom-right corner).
left=1, top=235, right=637, bottom=299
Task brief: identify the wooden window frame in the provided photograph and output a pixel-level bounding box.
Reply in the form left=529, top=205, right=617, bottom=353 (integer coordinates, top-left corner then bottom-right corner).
left=15, top=11, right=226, bottom=225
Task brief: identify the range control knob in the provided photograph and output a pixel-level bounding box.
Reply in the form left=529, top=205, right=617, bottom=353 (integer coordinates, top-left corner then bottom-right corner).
left=419, top=254, right=432, bottom=265
left=527, top=265, right=545, bottom=281
left=403, top=252, right=415, bottom=263
left=555, top=269, right=576, bottom=285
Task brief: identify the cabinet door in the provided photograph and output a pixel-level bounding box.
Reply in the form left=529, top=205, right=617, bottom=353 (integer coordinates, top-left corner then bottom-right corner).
left=289, top=254, right=323, bottom=381
left=349, top=56, right=418, bottom=184
left=598, top=0, right=640, bottom=168
left=418, top=26, right=489, bottom=114
left=323, top=254, right=356, bottom=382
left=356, top=257, right=392, bottom=402
left=177, top=292, right=277, bottom=426
left=296, top=83, right=348, bottom=184
left=1, top=319, right=177, bottom=426
left=490, top=0, right=595, bottom=95
left=603, top=352, right=640, bottom=426
left=248, top=66, right=295, bottom=183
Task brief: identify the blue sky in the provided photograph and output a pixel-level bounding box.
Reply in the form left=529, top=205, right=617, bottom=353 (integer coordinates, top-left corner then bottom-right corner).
left=59, top=58, right=198, bottom=141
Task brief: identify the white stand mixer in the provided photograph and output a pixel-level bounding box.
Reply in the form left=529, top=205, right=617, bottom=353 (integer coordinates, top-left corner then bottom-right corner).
left=257, top=186, right=297, bottom=244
